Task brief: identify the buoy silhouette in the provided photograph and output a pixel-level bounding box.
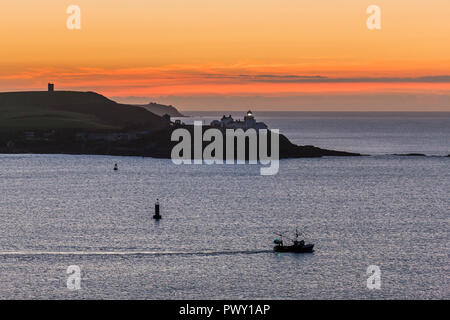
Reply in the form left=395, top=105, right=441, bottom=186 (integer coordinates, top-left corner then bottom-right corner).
left=153, top=199, right=161, bottom=220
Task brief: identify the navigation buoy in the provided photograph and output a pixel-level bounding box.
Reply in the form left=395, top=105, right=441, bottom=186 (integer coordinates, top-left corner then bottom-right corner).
left=153, top=199, right=162, bottom=220
left=113, top=163, right=118, bottom=171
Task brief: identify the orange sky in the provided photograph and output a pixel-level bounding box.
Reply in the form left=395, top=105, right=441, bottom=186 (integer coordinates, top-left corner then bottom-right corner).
left=0, top=0, right=449, bottom=110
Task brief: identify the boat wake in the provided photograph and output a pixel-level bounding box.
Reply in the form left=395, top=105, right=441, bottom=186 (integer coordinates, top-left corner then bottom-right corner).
left=0, top=249, right=273, bottom=257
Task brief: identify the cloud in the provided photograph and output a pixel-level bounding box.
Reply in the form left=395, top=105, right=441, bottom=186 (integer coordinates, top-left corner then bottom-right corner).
left=241, top=75, right=450, bottom=83
left=1, top=65, right=450, bottom=112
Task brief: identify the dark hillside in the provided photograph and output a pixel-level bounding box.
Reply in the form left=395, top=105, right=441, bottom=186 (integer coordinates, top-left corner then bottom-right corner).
left=0, top=91, right=166, bottom=131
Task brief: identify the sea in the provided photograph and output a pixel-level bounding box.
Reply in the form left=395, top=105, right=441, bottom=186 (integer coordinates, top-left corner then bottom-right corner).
left=0, top=112, right=448, bottom=299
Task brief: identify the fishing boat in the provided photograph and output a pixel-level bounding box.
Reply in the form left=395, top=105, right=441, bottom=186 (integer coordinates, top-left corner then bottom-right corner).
left=273, top=228, right=314, bottom=253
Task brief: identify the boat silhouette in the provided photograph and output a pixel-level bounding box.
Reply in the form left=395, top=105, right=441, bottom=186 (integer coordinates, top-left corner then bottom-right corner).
left=273, top=228, right=314, bottom=253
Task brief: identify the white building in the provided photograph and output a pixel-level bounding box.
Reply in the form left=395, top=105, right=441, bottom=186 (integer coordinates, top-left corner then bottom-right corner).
left=210, top=111, right=267, bottom=130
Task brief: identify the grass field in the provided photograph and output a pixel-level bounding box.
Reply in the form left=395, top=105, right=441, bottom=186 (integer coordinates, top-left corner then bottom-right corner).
left=0, top=104, right=117, bottom=130
left=0, top=91, right=165, bottom=132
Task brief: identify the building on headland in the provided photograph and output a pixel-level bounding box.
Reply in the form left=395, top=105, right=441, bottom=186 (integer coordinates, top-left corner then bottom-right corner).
left=48, top=83, right=54, bottom=92
left=210, top=110, right=268, bottom=130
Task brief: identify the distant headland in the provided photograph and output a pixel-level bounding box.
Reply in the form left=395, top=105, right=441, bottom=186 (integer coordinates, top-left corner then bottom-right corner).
left=0, top=85, right=360, bottom=159
left=140, top=102, right=184, bottom=117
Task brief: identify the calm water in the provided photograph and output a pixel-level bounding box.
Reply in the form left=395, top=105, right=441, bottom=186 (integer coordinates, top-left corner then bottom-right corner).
left=181, top=112, right=450, bottom=156
left=0, top=113, right=449, bottom=299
